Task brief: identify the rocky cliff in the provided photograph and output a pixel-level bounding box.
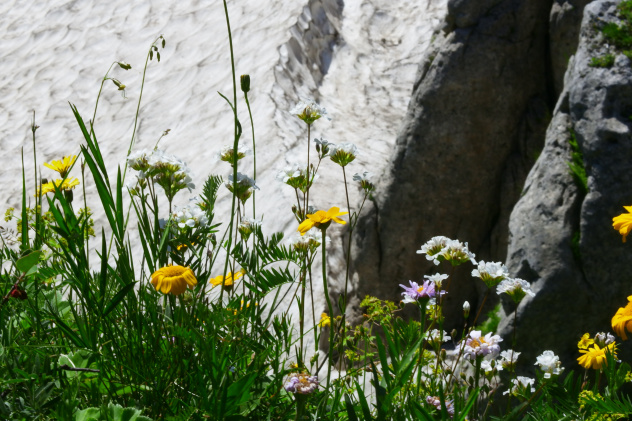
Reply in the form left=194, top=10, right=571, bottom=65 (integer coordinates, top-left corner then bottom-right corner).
left=499, top=0, right=632, bottom=368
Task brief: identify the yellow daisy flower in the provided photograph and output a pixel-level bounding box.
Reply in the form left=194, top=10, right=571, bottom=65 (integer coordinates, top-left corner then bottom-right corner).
left=43, top=155, right=77, bottom=178
left=613, top=206, right=632, bottom=242
left=612, top=295, right=632, bottom=340
left=318, top=312, right=331, bottom=328
left=577, top=333, right=594, bottom=350
left=577, top=343, right=616, bottom=370
left=151, top=265, right=197, bottom=296
left=36, top=178, right=80, bottom=196
left=209, top=269, right=246, bottom=289
left=297, top=206, right=348, bottom=235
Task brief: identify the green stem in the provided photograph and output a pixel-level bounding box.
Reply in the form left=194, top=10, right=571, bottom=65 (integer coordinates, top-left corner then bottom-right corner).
left=337, top=166, right=352, bottom=375
left=473, top=356, right=482, bottom=418
left=220, top=0, right=240, bottom=306
left=244, top=92, right=256, bottom=218
left=416, top=300, right=428, bottom=395
left=304, top=124, right=311, bottom=215
left=321, top=228, right=334, bottom=389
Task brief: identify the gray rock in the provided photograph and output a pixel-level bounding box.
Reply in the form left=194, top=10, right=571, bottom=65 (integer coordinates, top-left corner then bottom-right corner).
left=499, top=0, right=632, bottom=369
left=549, top=0, right=592, bottom=97
left=349, top=0, right=553, bottom=329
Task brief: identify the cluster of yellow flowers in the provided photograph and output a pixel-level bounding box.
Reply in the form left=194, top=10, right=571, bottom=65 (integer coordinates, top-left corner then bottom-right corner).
left=576, top=208, right=632, bottom=370
left=36, top=155, right=80, bottom=197
left=150, top=266, right=248, bottom=296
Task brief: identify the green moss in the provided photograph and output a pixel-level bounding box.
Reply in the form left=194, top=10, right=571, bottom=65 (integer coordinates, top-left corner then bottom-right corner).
left=591, top=1, right=632, bottom=66
left=589, top=54, right=615, bottom=68
left=568, top=129, right=588, bottom=195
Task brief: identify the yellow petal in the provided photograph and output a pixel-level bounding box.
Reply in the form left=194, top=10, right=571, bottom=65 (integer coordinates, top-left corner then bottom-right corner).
left=298, top=219, right=316, bottom=235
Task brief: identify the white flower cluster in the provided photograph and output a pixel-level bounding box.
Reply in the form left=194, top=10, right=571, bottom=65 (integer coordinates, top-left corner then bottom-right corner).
left=503, top=376, right=535, bottom=396
left=284, top=373, right=319, bottom=394
left=290, top=98, right=330, bottom=124
left=417, top=236, right=476, bottom=266
left=328, top=142, right=358, bottom=167
left=426, top=329, right=451, bottom=348
left=462, top=330, right=502, bottom=360
left=225, top=172, right=259, bottom=202
left=216, top=144, right=252, bottom=163
left=535, top=350, right=563, bottom=379
left=126, top=148, right=195, bottom=199
left=472, top=261, right=509, bottom=287
left=425, top=273, right=449, bottom=288
left=287, top=228, right=329, bottom=252
left=496, top=277, right=535, bottom=303
left=172, top=197, right=208, bottom=229
left=499, top=349, right=520, bottom=370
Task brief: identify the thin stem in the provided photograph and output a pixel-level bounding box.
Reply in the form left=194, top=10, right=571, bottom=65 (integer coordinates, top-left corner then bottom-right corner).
left=416, top=300, right=428, bottom=395
left=220, top=0, right=240, bottom=306
left=244, top=92, right=256, bottom=218
left=337, top=166, right=352, bottom=374
left=304, top=124, right=311, bottom=216
left=321, top=228, right=334, bottom=389
left=472, top=289, right=490, bottom=327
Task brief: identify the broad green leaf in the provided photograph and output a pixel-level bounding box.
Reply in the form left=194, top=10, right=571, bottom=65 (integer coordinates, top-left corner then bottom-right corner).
left=17, top=250, right=42, bottom=274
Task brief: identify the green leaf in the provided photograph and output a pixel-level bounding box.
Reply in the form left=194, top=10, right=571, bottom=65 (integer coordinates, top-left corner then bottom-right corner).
left=344, top=394, right=359, bottom=421
left=355, top=381, right=374, bottom=421
left=16, top=250, right=42, bottom=274
left=74, top=407, right=101, bottom=421
left=103, top=282, right=136, bottom=318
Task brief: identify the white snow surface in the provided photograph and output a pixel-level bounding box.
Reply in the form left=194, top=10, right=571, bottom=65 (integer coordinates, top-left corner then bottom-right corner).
left=0, top=0, right=447, bottom=338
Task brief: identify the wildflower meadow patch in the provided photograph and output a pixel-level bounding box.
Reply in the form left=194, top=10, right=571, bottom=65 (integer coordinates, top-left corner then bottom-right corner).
left=3, top=2, right=632, bottom=421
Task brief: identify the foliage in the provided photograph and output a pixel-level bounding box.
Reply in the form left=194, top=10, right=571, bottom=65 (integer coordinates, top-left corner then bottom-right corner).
left=2, top=3, right=632, bottom=421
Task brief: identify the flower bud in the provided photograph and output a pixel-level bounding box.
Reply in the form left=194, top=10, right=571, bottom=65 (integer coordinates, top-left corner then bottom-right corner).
left=240, top=74, right=250, bottom=93
left=463, top=301, right=470, bottom=319
left=117, top=61, right=132, bottom=70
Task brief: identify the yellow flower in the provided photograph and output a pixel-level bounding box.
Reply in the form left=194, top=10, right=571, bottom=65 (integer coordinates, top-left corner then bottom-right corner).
left=209, top=269, right=246, bottom=289
left=613, top=206, right=632, bottom=242
left=612, top=295, right=632, bottom=340
left=318, top=312, right=331, bottom=328
left=297, top=206, right=348, bottom=235
left=36, top=178, right=80, bottom=196
left=577, top=343, right=616, bottom=370
left=43, top=155, right=77, bottom=178
left=151, top=265, right=197, bottom=295
left=578, top=333, right=594, bottom=350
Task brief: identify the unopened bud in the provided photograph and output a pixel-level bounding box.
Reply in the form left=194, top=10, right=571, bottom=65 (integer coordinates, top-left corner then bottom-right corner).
left=117, top=61, right=132, bottom=70
left=240, top=74, right=250, bottom=93
left=463, top=301, right=470, bottom=319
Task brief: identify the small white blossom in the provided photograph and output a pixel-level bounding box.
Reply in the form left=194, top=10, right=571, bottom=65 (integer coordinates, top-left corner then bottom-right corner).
left=290, top=98, right=330, bottom=124
left=472, top=261, right=509, bottom=287
left=480, top=359, right=501, bottom=374
left=425, top=273, right=449, bottom=289
left=503, top=376, right=535, bottom=396
left=594, top=332, right=616, bottom=347
left=438, top=239, right=477, bottom=266
left=426, top=329, right=451, bottom=347
left=499, top=349, right=520, bottom=370
left=462, top=330, right=502, bottom=360
left=535, top=350, right=563, bottom=379
left=328, top=142, right=358, bottom=167
left=417, top=236, right=451, bottom=265
left=497, top=278, right=535, bottom=304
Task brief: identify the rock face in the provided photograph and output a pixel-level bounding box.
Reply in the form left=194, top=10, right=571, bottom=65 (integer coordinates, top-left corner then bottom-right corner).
left=349, top=0, right=554, bottom=327
left=499, top=0, right=632, bottom=367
